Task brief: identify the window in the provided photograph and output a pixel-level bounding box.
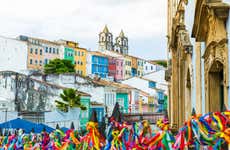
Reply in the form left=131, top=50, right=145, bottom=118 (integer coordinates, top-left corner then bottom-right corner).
left=39, top=60, right=42, bottom=66
left=44, top=59, right=48, bottom=65
left=35, top=49, right=38, bottom=54
left=151, top=66, right=153, bottom=70
left=158, top=92, right=164, bottom=100
left=53, top=48, right=55, bottom=54
left=82, top=52, right=84, bottom=56
left=78, top=51, right=80, bottom=56
left=57, top=48, right=59, bottom=54
left=35, top=60, right=38, bottom=65
left=40, top=49, right=42, bottom=55
left=145, top=66, right=148, bottom=70
left=49, top=47, right=52, bottom=53
left=30, top=48, right=33, bottom=54
left=149, top=81, right=156, bottom=88
left=117, top=70, right=119, bottom=74
left=75, top=51, right=77, bottom=56
left=81, top=62, right=83, bottom=65
left=45, top=47, right=48, bottom=53
left=117, top=98, right=124, bottom=111
left=121, top=70, right=123, bottom=75
left=138, top=71, right=140, bottom=76
left=121, top=62, right=123, bottom=66
left=30, top=59, right=33, bottom=64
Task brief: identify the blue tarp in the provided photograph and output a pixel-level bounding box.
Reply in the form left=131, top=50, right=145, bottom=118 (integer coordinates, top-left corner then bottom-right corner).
left=60, top=127, right=69, bottom=133
left=0, top=118, right=54, bottom=133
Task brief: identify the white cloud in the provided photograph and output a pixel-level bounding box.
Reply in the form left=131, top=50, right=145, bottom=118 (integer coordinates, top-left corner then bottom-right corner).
left=0, top=0, right=167, bottom=59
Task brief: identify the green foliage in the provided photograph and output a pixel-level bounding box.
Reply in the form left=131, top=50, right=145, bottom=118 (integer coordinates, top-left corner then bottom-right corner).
left=155, top=61, right=167, bottom=68
left=44, top=59, right=75, bottom=74
left=55, top=88, right=87, bottom=112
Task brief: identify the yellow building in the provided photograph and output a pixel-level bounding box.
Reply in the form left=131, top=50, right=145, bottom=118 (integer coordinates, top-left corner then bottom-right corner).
left=124, top=55, right=132, bottom=79
left=65, top=41, right=87, bottom=76
left=74, top=47, right=87, bottom=76
left=137, top=58, right=144, bottom=76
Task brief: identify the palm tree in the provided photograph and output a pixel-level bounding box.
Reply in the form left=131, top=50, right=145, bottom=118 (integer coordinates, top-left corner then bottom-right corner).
left=55, top=88, right=87, bottom=112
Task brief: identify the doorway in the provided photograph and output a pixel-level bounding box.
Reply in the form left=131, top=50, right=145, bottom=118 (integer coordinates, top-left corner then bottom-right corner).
left=208, top=61, right=224, bottom=112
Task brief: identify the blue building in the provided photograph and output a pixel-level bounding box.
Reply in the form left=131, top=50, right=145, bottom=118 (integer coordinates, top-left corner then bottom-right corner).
left=91, top=55, right=109, bottom=78
left=157, top=90, right=165, bottom=112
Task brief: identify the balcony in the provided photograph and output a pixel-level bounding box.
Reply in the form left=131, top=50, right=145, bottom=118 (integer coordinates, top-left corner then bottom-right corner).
left=122, top=112, right=164, bottom=124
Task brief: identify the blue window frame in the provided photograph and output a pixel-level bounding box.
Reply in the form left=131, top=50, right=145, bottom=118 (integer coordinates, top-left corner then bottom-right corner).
left=158, top=92, right=164, bottom=100
left=45, top=47, right=48, bottom=53
left=44, top=59, right=48, bottom=65
left=148, top=81, right=156, bottom=88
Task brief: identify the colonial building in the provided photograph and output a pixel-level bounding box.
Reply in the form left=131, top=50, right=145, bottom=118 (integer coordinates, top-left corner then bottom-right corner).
left=122, top=70, right=168, bottom=113
left=98, top=25, right=129, bottom=55
left=192, top=0, right=230, bottom=113
left=0, top=71, right=91, bottom=128
left=98, top=25, right=113, bottom=52
left=166, top=0, right=230, bottom=130
left=0, top=36, right=28, bottom=72
left=114, top=30, right=129, bottom=55
left=58, top=40, right=87, bottom=76
left=108, top=56, right=124, bottom=81
left=86, top=51, right=109, bottom=78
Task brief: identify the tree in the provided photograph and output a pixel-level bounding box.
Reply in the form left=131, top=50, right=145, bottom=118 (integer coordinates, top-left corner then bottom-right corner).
left=55, top=88, right=87, bottom=112
left=155, top=61, right=167, bottom=68
left=44, top=59, right=75, bottom=74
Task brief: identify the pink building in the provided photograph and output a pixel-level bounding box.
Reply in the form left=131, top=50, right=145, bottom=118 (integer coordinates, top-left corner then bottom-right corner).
left=108, top=57, right=123, bottom=81
left=115, top=58, right=123, bottom=81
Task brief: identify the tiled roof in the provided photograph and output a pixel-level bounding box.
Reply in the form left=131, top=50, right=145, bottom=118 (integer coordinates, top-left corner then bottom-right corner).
left=92, top=77, right=150, bottom=96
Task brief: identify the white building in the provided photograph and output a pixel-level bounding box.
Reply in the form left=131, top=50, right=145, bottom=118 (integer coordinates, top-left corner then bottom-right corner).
left=0, top=36, right=28, bottom=72
left=143, top=61, right=157, bottom=75
left=142, top=69, right=167, bottom=91
left=143, top=61, right=165, bottom=75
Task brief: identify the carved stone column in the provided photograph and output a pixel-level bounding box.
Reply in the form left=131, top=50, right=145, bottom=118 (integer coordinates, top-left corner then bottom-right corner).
left=195, top=42, right=202, bottom=114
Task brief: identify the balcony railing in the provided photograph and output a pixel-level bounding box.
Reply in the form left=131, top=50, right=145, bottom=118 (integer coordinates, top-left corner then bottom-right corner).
left=122, top=112, right=164, bottom=124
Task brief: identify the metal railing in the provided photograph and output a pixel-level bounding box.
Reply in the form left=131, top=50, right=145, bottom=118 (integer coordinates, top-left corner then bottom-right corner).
left=122, top=112, right=164, bottom=124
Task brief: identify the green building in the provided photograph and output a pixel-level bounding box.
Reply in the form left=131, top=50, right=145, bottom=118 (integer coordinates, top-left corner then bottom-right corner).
left=64, top=47, right=75, bottom=64
left=116, top=93, right=129, bottom=113
left=80, top=95, right=91, bottom=130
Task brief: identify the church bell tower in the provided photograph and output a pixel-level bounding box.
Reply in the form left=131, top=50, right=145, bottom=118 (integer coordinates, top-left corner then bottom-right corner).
left=98, top=25, right=113, bottom=51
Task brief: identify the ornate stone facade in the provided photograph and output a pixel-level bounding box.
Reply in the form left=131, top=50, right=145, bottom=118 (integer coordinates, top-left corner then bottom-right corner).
left=166, top=0, right=229, bottom=130
left=167, top=0, right=193, bottom=130
left=192, top=0, right=230, bottom=113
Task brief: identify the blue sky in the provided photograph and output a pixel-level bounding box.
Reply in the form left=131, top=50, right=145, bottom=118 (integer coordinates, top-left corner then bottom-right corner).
left=0, top=0, right=167, bottom=60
